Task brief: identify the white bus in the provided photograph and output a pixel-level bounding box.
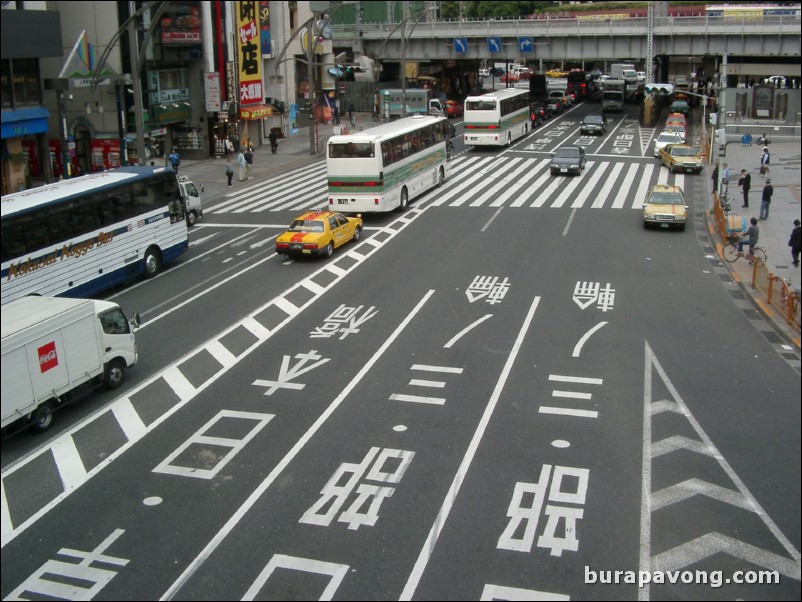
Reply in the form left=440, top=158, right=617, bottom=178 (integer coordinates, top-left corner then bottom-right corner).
left=463, top=87, right=531, bottom=147
left=1, top=166, right=189, bottom=305
left=326, top=114, right=453, bottom=212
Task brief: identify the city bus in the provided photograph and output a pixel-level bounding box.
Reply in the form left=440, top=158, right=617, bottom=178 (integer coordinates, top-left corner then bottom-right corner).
left=463, top=87, right=531, bottom=147
left=326, top=114, right=453, bottom=212
left=1, top=166, right=188, bottom=305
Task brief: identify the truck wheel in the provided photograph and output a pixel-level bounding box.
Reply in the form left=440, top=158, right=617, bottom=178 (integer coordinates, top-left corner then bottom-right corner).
left=143, top=247, right=161, bottom=278
left=187, top=210, right=198, bottom=227
left=29, top=403, right=54, bottom=433
left=104, top=359, right=125, bottom=389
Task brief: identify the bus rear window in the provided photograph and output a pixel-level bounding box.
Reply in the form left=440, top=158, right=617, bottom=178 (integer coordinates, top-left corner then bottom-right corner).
left=329, top=143, right=375, bottom=159
left=465, top=100, right=496, bottom=111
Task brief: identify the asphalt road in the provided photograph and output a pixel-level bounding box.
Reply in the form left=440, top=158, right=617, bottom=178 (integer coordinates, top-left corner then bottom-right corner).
left=2, top=97, right=799, bottom=601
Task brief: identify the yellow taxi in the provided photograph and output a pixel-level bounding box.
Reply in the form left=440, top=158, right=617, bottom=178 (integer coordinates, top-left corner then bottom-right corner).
left=658, top=144, right=704, bottom=174
left=545, top=68, right=567, bottom=78
left=642, top=184, right=688, bottom=230
left=275, top=210, right=363, bottom=257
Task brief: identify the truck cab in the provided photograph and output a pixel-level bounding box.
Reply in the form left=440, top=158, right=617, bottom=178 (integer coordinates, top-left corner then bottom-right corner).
left=178, top=176, right=204, bottom=227
left=428, top=98, right=444, bottom=117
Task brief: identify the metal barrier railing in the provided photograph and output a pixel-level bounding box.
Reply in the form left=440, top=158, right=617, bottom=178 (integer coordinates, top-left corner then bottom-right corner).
left=712, top=195, right=801, bottom=333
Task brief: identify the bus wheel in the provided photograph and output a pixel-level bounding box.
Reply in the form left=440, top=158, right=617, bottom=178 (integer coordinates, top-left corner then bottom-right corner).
left=437, top=166, right=445, bottom=187
left=143, top=247, right=162, bottom=278
left=104, top=359, right=125, bottom=389
left=29, top=402, right=54, bottom=433
left=399, top=188, right=409, bottom=211
left=506, top=133, right=512, bottom=146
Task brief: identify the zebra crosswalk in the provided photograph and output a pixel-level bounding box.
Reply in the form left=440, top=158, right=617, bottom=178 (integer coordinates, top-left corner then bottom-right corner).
left=204, top=155, right=689, bottom=215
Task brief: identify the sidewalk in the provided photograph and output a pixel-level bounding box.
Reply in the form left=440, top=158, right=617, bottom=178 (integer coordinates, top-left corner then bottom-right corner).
left=174, top=114, right=376, bottom=203
left=706, top=139, right=802, bottom=347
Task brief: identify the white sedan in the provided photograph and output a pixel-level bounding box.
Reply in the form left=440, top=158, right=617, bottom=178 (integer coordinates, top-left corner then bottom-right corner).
left=654, top=131, right=684, bottom=157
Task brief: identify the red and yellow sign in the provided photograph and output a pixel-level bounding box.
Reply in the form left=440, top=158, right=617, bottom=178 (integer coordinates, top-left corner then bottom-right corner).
left=240, top=104, right=272, bottom=120
left=237, top=1, right=263, bottom=106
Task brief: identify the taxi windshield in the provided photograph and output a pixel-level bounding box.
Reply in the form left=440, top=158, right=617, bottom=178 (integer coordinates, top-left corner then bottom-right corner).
left=649, top=192, right=684, bottom=205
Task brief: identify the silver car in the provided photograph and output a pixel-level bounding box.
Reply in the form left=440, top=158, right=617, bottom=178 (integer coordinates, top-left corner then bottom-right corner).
left=550, top=146, right=586, bottom=176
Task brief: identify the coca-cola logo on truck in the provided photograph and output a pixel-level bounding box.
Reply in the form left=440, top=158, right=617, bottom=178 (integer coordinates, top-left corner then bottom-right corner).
left=38, top=341, right=58, bottom=373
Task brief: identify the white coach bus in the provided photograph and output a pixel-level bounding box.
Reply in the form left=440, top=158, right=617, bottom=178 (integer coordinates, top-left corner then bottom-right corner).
left=463, top=87, right=531, bottom=147
left=326, top=114, right=453, bottom=212
left=1, top=166, right=188, bottom=304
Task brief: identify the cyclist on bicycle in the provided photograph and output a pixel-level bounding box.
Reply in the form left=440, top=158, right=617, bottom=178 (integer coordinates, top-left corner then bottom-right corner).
left=738, top=217, right=759, bottom=258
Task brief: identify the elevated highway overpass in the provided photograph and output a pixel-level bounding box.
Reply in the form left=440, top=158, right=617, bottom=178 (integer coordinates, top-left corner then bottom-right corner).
left=333, top=14, right=801, bottom=79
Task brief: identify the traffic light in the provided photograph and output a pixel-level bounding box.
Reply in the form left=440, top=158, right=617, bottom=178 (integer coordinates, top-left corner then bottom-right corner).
left=644, top=83, right=674, bottom=96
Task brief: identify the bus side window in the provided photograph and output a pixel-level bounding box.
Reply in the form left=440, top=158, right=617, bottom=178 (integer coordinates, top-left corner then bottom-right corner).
left=47, top=205, right=75, bottom=242
left=1, top=221, right=28, bottom=262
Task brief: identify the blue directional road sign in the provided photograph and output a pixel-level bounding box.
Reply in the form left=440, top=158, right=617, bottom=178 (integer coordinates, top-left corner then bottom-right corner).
left=454, top=37, right=468, bottom=53
left=518, top=37, right=533, bottom=52
left=487, top=37, right=502, bottom=53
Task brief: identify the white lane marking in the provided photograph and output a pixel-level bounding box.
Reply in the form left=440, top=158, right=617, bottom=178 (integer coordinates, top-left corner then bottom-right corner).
left=444, top=314, right=493, bottom=349
left=400, top=295, right=541, bottom=600
left=388, top=393, right=447, bottom=405
left=411, top=364, right=464, bottom=374
left=571, top=322, right=608, bottom=357
left=162, top=290, right=436, bottom=600
left=548, top=374, right=603, bottom=384
left=538, top=407, right=599, bottom=418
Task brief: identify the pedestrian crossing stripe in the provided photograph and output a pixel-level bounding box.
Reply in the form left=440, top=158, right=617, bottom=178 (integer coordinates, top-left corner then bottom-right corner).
left=204, top=156, right=688, bottom=214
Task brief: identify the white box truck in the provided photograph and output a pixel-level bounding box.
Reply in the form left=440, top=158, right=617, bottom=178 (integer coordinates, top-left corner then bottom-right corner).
left=178, top=175, right=204, bottom=228
left=380, top=89, right=444, bottom=119
left=602, top=79, right=626, bottom=111
left=1, top=296, right=139, bottom=435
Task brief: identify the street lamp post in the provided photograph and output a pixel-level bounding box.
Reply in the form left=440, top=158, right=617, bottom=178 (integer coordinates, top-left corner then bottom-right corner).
left=400, top=7, right=436, bottom=118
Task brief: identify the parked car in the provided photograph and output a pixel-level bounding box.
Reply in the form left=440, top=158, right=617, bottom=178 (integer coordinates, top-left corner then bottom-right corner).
left=275, top=210, right=363, bottom=258
left=653, top=131, right=684, bottom=157
left=550, top=145, right=587, bottom=176
left=658, top=144, right=704, bottom=174
left=445, top=100, right=463, bottom=118
left=642, top=184, right=688, bottom=230
left=580, top=114, right=607, bottom=135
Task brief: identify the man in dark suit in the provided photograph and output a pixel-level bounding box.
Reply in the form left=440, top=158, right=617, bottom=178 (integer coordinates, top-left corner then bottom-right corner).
left=739, top=169, right=751, bottom=207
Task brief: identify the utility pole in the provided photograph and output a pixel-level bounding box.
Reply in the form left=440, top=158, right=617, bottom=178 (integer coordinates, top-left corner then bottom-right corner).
left=716, top=54, right=728, bottom=206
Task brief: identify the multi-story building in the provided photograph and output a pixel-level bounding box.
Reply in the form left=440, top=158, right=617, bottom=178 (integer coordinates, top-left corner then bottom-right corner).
left=1, top=1, right=334, bottom=191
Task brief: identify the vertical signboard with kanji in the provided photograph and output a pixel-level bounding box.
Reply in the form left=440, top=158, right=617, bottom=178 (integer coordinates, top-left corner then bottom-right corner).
left=237, top=1, right=263, bottom=107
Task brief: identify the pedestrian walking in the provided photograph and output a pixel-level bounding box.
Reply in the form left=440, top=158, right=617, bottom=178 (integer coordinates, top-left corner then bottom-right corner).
left=269, top=130, right=278, bottom=154
left=236, top=149, right=247, bottom=181
left=759, top=179, right=773, bottom=220
left=711, top=164, right=719, bottom=195
left=244, top=148, right=254, bottom=179
left=789, top=219, right=801, bottom=267
left=349, top=102, right=355, bottom=128
left=168, top=149, right=180, bottom=175
left=225, top=138, right=234, bottom=157
left=225, top=157, right=234, bottom=187
left=760, top=145, right=770, bottom=176
left=738, top=169, right=751, bottom=207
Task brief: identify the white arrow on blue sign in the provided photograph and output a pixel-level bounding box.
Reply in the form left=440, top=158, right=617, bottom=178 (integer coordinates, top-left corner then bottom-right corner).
left=487, top=37, right=502, bottom=52
left=454, top=37, right=468, bottom=53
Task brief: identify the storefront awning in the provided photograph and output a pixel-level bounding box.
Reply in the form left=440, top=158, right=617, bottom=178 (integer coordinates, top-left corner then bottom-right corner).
left=240, top=104, right=273, bottom=120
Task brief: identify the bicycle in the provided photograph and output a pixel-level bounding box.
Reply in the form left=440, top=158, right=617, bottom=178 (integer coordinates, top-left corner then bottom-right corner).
left=722, top=241, right=767, bottom=264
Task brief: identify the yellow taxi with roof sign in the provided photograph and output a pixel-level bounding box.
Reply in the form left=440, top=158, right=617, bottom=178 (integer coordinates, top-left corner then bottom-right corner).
left=275, top=210, right=363, bottom=258
left=642, top=184, right=688, bottom=230
left=659, top=143, right=703, bottom=174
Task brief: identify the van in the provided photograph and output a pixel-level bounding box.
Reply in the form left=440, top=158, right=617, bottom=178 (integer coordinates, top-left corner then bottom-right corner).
left=178, top=176, right=204, bottom=227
